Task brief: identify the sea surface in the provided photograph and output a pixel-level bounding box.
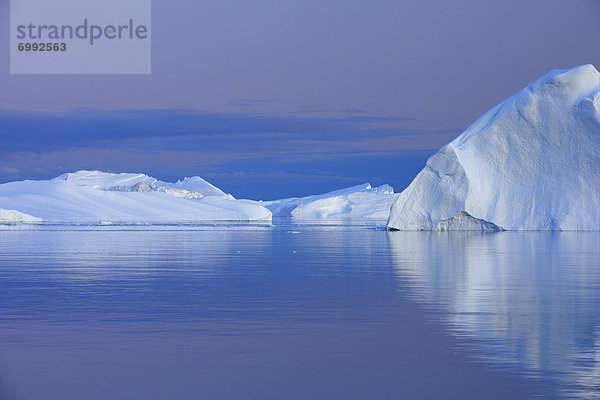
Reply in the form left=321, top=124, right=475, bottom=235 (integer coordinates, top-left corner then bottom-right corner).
left=0, top=222, right=599, bottom=399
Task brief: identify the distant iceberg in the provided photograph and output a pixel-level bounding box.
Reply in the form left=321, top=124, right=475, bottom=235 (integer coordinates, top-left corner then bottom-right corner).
left=0, top=170, right=271, bottom=224
left=388, top=64, right=600, bottom=231
left=262, top=183, right=399, bottom=222
left=0, top=171, right=400, bottom=225
left=0, top=209, right=43, bottom=224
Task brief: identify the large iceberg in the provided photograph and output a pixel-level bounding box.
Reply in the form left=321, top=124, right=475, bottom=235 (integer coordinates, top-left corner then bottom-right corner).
left=262, top=183, right=399, bottom=222
left=0, top=170, right=271, bottom=224
left=388, top=64, right=600, bottom=231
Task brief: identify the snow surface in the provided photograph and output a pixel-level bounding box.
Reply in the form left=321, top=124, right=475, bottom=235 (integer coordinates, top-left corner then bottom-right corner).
left=56, top=171, right=157, bottom=189
left=388, top=64, right=600, bottom=231
left=0, top=171, right=271, bottom=224
left=262, top=183, right=399, bottom=221
left=161, top=176, right=232, bottom=198
left=58, top=171, right=231, bottom=198
left=0, top=209, right=43, bottom=224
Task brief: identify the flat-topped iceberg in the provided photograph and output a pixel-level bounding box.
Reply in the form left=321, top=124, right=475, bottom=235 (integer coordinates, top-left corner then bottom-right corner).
left=388, top=64, right=600, bottom=231
left=57, top=170, right=231, bottom=198
left=0, top=171, right=271, bottom=224
left=262, top=183, right=399, bottom=221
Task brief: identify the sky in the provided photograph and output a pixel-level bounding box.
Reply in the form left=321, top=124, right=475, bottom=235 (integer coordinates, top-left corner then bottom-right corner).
left=0, top=0, right=599, bottom=199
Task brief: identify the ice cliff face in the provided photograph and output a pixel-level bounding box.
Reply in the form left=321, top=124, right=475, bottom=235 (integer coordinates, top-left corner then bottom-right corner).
left=388, top=64, right=600, bottom=231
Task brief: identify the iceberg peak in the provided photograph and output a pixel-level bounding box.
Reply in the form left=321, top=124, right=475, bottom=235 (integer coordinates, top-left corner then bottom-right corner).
left=517, top=64, right=600, bottom=109
left=388, top=64, right=600, bottom=231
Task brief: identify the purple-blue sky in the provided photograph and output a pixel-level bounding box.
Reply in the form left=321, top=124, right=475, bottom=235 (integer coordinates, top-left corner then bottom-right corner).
left=1, top=0, right=599, bottom=198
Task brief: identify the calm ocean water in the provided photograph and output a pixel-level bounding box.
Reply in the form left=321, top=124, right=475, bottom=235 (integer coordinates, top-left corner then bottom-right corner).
left=0, top=223, right=598, bottom=399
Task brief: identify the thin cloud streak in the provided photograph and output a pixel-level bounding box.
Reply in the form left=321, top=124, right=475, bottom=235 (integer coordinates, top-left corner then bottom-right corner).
left=0, top=108, right=452, bottom=198
left=0, top=108, right=449, bottom=154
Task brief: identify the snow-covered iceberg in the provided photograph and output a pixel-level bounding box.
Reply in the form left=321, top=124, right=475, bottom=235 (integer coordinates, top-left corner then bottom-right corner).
left=0, top=171, right=271, bottom=224
left=262, top=183, right=399, bottom=221
left=0, top=209, right=43, bottom=224
left=388, top=64, right=600, bottom=231
left=56, top=171, right=231, bottom=198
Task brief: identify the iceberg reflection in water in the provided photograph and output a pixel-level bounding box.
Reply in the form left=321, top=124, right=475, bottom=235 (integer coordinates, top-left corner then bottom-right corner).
left=0, top=225, right=598, bottom=399
left=389, top=231, right=600, bottom=399
left=0, top=224, right=546, bottom=400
